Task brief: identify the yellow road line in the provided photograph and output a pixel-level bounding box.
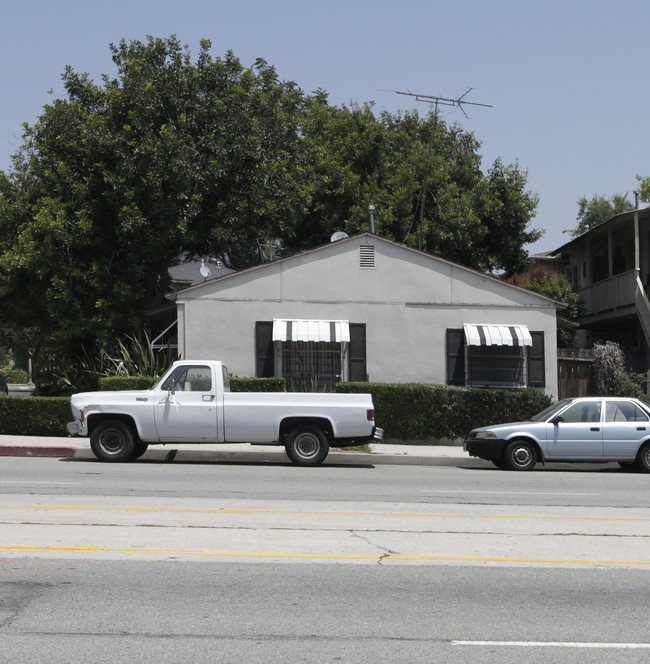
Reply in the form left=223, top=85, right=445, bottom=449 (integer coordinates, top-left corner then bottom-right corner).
left=1, top=504, right=650, bottom=522
left=1, top=544, right=650, bottom=564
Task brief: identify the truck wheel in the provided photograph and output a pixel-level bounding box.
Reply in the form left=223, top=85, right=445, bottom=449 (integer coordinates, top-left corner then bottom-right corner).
left=285, top=426, right=329, bottom=466
left=90, top=420, right=136, bottom=462
left=503, top=440, right=537, bottom=471
left=131, top=443, right=149, bottom=460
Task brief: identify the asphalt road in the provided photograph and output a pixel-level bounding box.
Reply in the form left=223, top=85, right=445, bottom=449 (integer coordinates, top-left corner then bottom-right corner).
left=2, top=456, right=650, bottom=663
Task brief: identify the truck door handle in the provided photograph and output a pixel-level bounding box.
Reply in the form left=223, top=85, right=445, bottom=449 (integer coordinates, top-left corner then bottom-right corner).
left=202, top=395, right=214, bottom=402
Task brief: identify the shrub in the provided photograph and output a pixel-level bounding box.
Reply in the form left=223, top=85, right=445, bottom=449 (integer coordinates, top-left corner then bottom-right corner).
left=231, top=376, right=286, bottom=392
left=98, top=375, right=286, bottom=392
left=336, top=382, right=552, bottom=441
left=3, top=368, right=29, bottom=384
left=0, top=397, right=70, bottom=436
left=592, top=341, right=645, bottom=399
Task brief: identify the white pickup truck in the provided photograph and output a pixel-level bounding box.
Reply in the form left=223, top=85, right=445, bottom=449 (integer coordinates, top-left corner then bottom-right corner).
left=67, top=360, right=383, bottom=466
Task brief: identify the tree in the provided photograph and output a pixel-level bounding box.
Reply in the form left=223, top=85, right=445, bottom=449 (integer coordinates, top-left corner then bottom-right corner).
left=565, top=193, right=633, bottom=237
left=474, top=158, right=541, bottom=276
left=299, top=102, right=540, bottom=275
left=0, top=36, right=543, bottom=387
left=637, top=175, right=650, bottom=203
left=508, top=267, right=579, bottom=347
left=0, top=37, right=312, bottom=386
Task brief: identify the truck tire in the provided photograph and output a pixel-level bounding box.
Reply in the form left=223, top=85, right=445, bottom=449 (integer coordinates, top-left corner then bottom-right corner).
left=131, top=443, right=149, bottom=460
left=90, top=420, right=137, bottom=462
left=285, top=425, right=329, bottom=466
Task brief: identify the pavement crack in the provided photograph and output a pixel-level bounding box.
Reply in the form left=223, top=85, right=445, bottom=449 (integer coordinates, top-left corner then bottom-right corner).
left=350, top=530, right=399, bottom=565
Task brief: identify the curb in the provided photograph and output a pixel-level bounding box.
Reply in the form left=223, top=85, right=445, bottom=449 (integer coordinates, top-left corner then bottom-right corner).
left=0, top=446, right=77, bottom=458
left=0, top=444, right=468, bottom=466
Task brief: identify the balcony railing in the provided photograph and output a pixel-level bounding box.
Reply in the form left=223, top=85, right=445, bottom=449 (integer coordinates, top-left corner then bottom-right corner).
left=635, top=274, right=650, bottom=344
left=577, top=269, right=636, bottom=316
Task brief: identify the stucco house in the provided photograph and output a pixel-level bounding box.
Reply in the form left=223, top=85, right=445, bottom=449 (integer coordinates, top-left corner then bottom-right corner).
left=166, top=233, right=561, bottom=396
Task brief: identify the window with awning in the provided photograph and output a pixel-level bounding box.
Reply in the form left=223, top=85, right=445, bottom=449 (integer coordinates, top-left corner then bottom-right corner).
left=272, top=319, right=350, bottom=343
left=462, top=323, right=533, bottom=347
left=267, top=319, right=351, bottom=391
left=447, top=326, right=544, bottom=389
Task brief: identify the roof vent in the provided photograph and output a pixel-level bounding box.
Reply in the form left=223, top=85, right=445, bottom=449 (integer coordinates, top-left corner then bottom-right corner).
left=359, top=245, right=375, bottom=269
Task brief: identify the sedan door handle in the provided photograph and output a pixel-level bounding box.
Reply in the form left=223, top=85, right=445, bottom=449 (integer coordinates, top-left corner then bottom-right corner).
left=638, top=427, right=646, bottom=431
left=590, top=427, right=600, bottom=431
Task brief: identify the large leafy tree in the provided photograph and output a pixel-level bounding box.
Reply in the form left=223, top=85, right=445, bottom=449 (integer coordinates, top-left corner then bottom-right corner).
left=299, top=101, right=540, bottom=275
left=0, top=37, right=311, bottom=383
left=0, top=36, right=542, bottom=386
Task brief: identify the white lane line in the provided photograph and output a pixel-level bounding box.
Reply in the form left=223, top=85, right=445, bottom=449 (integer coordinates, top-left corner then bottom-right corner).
left=453, top=641, right=650, bottom=649
left=0, top=481, right=81, bottom=485
left=422, top=490, right=599, bottom=496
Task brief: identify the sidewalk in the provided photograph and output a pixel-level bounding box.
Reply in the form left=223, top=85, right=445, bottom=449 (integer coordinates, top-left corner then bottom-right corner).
left=0, top=435, right=469, bottom=466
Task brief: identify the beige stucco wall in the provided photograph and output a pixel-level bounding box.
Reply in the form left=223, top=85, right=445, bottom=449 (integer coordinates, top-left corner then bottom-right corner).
left=173, top=235, right=559, bottom=397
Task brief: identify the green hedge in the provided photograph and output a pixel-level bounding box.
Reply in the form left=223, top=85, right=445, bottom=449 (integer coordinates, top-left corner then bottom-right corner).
left=0, top=397, right=70, bottom=436
left=336, top=382, right=552, bottom=442
left=2, top=368, right=29, bottom=384
left=0, top=379, right=549, bottom=441
left=231, top=376, right=287, bottom=392
left=98, top=375, right=287, bottom=392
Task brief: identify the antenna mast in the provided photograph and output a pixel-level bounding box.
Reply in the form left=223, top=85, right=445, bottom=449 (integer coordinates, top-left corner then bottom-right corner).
left=394, top=88, right=492, bottom=250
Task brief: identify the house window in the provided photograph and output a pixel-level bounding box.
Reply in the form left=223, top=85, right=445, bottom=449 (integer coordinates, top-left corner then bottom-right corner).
left=254, top=320, right=367, bottom=390
left=279, top=341, right=344, bottom=392
left=446, top=326, right=545, bottom=389
left=466, top=344, right=526, bottom=387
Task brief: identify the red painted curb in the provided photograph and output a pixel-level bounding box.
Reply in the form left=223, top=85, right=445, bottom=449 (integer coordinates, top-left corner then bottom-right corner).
left=0, top=447, right=76, bottom=457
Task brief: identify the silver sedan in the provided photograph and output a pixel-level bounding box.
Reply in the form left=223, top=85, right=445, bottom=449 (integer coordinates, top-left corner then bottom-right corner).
left=464, top=397, right=650, bottom=471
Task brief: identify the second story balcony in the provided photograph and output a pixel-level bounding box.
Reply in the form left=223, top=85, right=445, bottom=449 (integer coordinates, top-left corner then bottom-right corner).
left=578, top=269, right=637, bottom=323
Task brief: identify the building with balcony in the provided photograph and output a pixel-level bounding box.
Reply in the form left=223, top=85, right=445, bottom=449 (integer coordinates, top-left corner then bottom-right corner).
left=549, top=203, right=650, bottom=375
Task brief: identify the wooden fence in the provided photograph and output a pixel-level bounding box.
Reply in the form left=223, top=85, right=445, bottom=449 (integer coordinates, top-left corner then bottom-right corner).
left=557, top=349, right=593, bottom=399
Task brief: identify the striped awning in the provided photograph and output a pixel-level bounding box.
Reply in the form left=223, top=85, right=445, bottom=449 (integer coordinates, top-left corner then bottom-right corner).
left=463, top=323, right=533, bottom=347
left=272, top=319, right=350, bottom=343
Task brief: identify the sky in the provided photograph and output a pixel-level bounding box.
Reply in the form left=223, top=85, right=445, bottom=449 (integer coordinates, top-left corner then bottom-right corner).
left=2, top=0, right=649, bottom=255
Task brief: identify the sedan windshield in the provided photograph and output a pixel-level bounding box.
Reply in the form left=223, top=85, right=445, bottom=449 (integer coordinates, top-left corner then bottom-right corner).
left=530, top=398, right=573, bottom=422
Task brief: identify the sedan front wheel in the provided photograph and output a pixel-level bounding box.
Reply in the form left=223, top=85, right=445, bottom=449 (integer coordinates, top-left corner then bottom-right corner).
left=504, top=440, right=537, bottom=471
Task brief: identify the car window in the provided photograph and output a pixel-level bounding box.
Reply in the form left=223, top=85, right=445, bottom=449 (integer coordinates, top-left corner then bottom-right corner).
left=606, top=401, right=650, bottom=423
left=560, top=401, right=602, bottom=423
left=161, top=366, right=212, bottom=392
left=532, top=399, right=573, bottom=422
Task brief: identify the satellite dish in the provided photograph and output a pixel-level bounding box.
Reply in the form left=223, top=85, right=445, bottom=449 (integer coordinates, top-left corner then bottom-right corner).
left=330, top=231, right=349, bottom=242
left=199, top=260, right=211, bottom=280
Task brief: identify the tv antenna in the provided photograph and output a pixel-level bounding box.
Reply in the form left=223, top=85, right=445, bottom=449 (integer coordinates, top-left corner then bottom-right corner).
left=393, top=88, right=492, bottom=249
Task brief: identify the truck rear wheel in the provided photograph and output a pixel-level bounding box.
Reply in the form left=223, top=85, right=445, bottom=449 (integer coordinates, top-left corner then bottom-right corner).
left=285, top=426, right=329, bottom=466
left=90, top=420, right=137, bottom=462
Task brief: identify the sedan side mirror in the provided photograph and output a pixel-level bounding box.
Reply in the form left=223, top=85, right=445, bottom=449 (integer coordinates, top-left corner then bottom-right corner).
left=551, top=415, right=564, bottom=425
